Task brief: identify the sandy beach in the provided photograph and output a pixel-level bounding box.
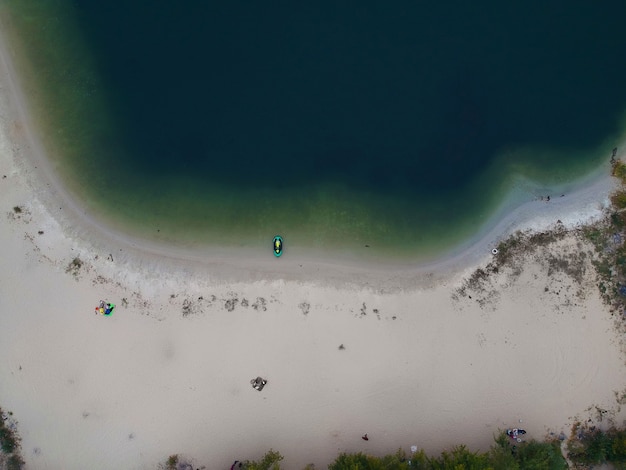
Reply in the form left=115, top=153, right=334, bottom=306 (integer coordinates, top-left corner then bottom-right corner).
left=1, top=27, right=626, bottom=470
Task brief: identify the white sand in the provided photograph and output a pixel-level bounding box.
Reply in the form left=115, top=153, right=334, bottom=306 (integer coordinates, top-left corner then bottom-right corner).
left=1, top=29, right=626, bottom=470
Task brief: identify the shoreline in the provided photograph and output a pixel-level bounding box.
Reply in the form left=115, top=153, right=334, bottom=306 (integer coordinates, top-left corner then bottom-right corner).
left=0, top=10, right=621, bottom=286
left=2, top=21, right=626, bottom=470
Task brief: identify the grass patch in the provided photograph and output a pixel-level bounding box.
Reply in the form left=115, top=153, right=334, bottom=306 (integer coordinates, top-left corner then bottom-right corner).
left=613, top=160, right=626, bottom=184
left=0, top=427, right=17, bottom=454
left=166, top=454, right=178, bottom=470
left=611, top=190, right=626, bottom=209
left=582, top=226, right=609, bottom=251
left=233, top=435, right=567, bottom=470
left=611, top=211, right=626, bottom=231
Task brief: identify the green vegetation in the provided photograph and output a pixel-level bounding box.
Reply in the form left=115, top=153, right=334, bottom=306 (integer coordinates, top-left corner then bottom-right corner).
left=611, top=190, right=626, bottom=209
left=613, top=160, right=626, bottom=184
left=5, top=454, right=25, bottom=470
left=164, top=454, right=178, bottom=470
left=238, top=433, right=567, bottom=470
left=243, top=449, right=284, bottom=469
left=328, top=449, right=410, bottom=470
left=568, top=425, right=626, bottom=468
left=0, top=407, right=23, bottom=470
left=580, top=158, right=626, bottom=311
left=581, top=226, right=608, bottom=251
left=327, top=435, right=566, bottom=470
left=611, top=210, right=626, bottom=231
left=158, top=453, right=200, bottom=470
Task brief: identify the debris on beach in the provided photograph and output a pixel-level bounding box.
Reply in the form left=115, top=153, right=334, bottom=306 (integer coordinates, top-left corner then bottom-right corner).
left=225, top=297, right=238, bottom=312
left=94, top=300, right=115, bottom=316
left=66, top=256, right=84, bottom=278
left=182, top=298, right=196, bottom=316
left=506, top=428, right=526, bottom=442
left=298, top=301, right=310, bottom=315
left=252, top=297, right=267, bottom=311
left=250, top=376, right=267, bottom=391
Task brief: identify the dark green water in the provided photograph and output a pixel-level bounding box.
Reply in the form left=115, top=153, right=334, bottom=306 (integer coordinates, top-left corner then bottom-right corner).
left=3, top=1, right=626, bottom=259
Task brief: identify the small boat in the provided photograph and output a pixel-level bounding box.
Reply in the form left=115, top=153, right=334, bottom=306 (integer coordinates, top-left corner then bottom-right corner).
left=273, top=235, right=283, bottom=257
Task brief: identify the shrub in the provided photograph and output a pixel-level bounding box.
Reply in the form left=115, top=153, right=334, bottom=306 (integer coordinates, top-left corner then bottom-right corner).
left=7, top=454, right=25, bottom=470
left=613, top=161, right=626, bottom=184
left=611, top=191, right=626, bottom=209
left=166, top=454, right=178, bottom=470
left=570, top=427, right=626, bottom=466
left=0, top=426, right=18, bottom=453
left=243, top=449, right=284, bottom=470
